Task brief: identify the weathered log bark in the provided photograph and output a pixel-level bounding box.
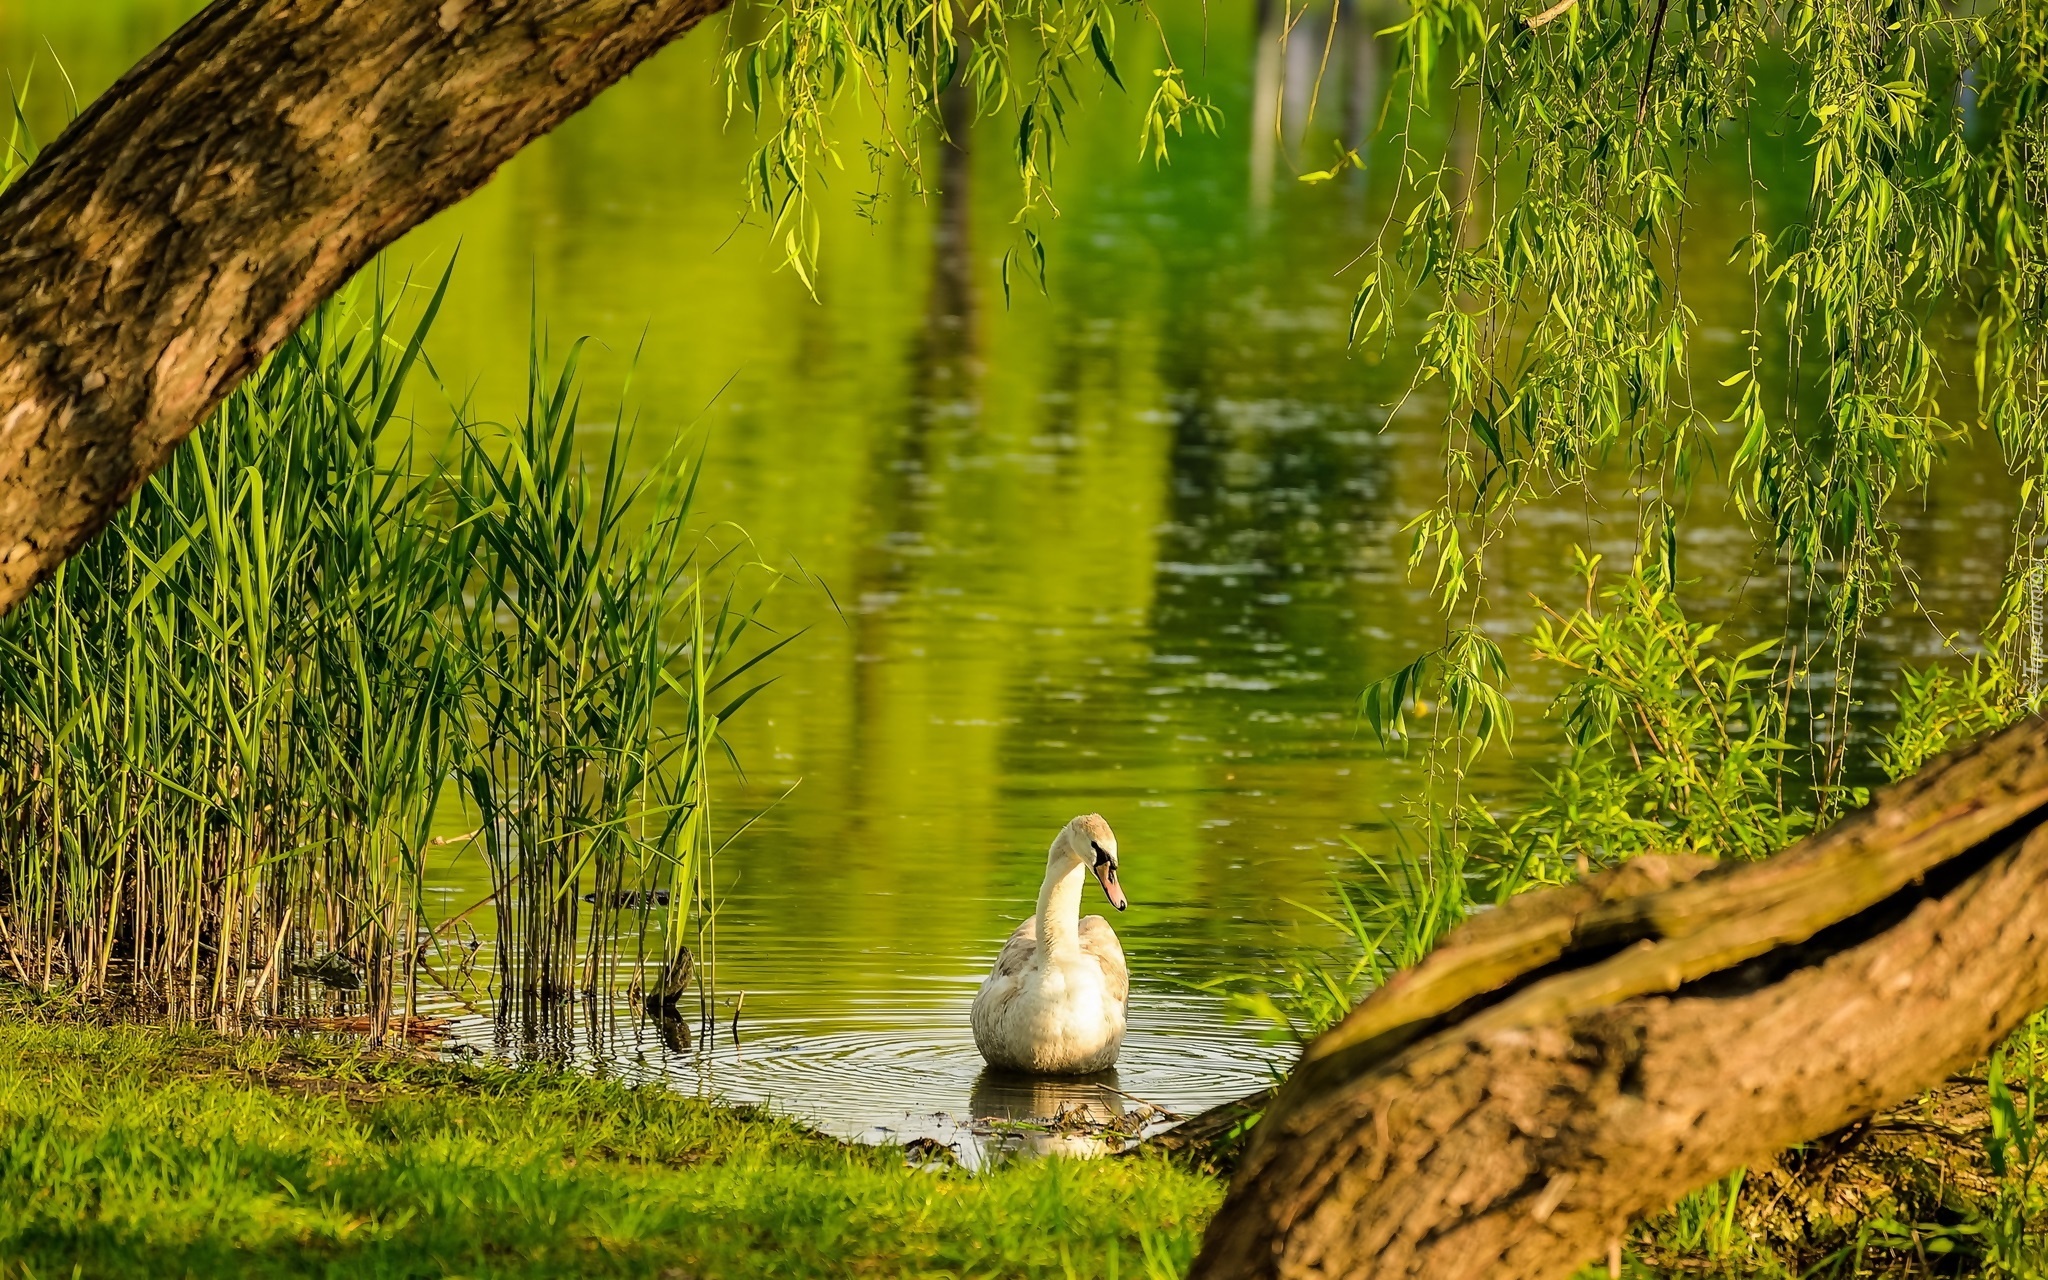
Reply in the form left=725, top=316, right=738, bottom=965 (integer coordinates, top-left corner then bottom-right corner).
left=0, top=0, right=729, bottom=616
left=1192, top=715, right=2048, bottom=1280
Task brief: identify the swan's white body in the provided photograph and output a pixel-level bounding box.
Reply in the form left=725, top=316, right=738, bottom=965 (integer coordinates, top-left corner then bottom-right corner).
left=971, top=815, right=1130, bottom=1075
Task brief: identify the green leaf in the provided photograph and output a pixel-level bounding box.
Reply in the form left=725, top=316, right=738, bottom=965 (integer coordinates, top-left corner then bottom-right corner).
left=1088, top=23, right=1125, bottom=91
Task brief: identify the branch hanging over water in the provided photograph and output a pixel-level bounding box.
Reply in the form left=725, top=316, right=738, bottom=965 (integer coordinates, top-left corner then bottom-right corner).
left=1193, top=715, right=2048, bottom=1279
left=0, top=0, right=729, bottom=616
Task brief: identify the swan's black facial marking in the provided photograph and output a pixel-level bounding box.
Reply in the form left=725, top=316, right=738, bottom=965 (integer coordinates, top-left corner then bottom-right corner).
left=1088, top=836, right=1128, bottom=911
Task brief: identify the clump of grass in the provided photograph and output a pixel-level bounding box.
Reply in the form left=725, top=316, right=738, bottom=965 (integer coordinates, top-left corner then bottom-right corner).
left=0, top=275, right=780, bottom=1035
left=448, top=332, right=786, bottom=1024
left=0, top=280, right=460, bottom=1025
left=1217, top=556, right=1813, bottom=1045
left=0, top=1010, right=1220, bottom=1279
left=1621, top=1019, right=2048, bottom=1277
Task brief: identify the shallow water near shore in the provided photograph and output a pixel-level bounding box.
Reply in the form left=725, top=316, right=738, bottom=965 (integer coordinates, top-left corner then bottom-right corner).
left=441, top=987, right=1288, bottom=1167
left=5, top=0, right=2027, bottom=1158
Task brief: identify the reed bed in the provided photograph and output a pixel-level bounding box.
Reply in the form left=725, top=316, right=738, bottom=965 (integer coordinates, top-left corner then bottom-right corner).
left=0, top=276, right=779, bottom=1037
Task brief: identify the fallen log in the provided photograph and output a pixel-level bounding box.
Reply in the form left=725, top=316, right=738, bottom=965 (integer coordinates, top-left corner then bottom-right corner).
left=0, top=0, right=729, bottom=617
left=1192, top=714, right=2048, bottom=1279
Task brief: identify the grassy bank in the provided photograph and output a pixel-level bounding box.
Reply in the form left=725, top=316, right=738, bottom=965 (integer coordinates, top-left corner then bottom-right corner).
left=0, top=1016, right=1219, bottom=1279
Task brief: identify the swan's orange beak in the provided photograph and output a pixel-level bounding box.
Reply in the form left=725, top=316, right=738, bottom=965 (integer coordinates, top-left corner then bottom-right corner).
left=1094, top=862, right=1128, bottom=912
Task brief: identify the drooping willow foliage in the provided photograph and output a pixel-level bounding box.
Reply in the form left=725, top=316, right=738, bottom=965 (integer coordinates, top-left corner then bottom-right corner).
left=719, top=0, right=1219, bottom=291
left=1347, top=0, right=2048, bottom=791
left=719, top=0, right=2048, bottom=816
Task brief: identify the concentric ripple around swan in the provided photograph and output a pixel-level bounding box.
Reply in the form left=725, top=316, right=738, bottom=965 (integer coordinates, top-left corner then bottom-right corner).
left=426, top=978, right=1290, bottom=1165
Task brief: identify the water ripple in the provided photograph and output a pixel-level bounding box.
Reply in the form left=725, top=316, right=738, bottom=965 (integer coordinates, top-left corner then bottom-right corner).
left=429, top=990, right=1291, bottom=1164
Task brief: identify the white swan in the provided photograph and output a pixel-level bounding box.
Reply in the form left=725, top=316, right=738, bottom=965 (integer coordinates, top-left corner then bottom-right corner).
left=971, top=814, right=1129, bottom=1075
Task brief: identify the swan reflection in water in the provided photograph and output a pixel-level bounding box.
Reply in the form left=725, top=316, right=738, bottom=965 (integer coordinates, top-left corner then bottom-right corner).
left=969, top=1068, right=1149, bottom=1159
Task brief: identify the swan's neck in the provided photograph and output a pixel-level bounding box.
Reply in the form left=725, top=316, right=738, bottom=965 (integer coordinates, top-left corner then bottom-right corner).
left=1035, top=854, right=1086, bottom=960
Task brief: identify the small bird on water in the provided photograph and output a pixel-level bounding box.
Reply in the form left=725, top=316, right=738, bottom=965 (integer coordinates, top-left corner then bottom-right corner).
left=971, top=814, right=1130, bottom=1075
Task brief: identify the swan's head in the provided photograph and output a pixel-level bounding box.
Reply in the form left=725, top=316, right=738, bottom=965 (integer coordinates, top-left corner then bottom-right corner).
left=1061, top=813, right=1126, bottom=912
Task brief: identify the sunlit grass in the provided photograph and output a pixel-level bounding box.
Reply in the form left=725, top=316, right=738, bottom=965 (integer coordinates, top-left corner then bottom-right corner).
left=0, top=1012, right=1220, bottom=1279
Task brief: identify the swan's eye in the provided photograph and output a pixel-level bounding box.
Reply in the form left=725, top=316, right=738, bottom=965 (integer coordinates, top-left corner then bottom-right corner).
left=1090, top=840, right=1113, bottom=867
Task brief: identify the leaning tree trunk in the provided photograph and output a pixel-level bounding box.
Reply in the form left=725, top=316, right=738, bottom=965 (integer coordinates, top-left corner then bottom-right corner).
left=1192, top=715, right=2048, bottom=1280
left=0, top=0, right=729, bottom=616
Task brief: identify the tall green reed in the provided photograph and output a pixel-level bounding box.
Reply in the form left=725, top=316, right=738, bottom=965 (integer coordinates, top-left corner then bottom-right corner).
left=0, top=278, right=456, bottom=1029
left=449, top=332, right=787, bottom=1025
left=0, top=277, right=780, bottom=1037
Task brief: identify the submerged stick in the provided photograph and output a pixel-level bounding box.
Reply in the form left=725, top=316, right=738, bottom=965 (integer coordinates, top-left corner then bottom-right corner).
left=248, top=904, right=293, bottom=1018
left=1193, top=715, right=2048, bottom=1280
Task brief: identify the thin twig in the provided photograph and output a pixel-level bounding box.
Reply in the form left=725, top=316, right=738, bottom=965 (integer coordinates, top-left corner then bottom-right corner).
left=1636, top=0, right=1673, bottom=123
left=427, top=889, right=499, bottom=942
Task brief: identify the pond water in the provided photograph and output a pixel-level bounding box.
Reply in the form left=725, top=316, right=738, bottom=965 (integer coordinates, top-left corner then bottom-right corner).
left=3, top=0, right=2025, bottom=1159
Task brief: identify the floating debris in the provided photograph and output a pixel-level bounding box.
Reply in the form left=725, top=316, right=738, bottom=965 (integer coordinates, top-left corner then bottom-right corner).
left=270, top=1014, right=453, bottom=1043
left=581, top=888, right=672, bottom=908
left=960, top=1094, right=1176, bottom=1161
left=900, top=1135, right=958, bottom=1167
left=289, top=953, right=362, bottom=991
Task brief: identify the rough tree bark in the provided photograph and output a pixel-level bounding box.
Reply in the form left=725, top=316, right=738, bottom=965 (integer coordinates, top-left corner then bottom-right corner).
left=0, top=0, right=730, bottom=616
left=1191, top=715, right=2048, bottom=1280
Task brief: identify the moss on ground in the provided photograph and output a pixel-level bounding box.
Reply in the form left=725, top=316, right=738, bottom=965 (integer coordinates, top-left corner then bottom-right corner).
left=0, top=1017, right=1219, bottom=1279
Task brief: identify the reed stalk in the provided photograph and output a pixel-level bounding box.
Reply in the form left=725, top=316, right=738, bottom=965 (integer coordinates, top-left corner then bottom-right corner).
left=0, top=275, right=780, bottom=1037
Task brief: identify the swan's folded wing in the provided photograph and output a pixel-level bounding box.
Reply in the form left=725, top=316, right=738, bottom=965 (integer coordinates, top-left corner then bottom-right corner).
left=1080, top=916, right=1128, bottom=1007
left=988, top=916, right=1038, bottom=980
